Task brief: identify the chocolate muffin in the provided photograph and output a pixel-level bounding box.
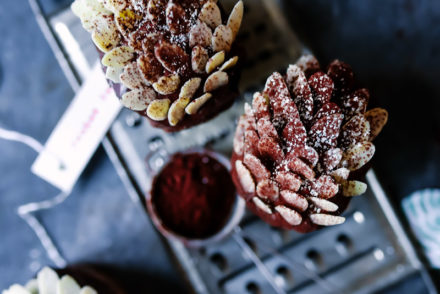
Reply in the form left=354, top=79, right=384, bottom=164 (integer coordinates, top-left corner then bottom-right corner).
left=231, top=55, right=388, bottom=233
left=72, top=0, right=244, bottom=132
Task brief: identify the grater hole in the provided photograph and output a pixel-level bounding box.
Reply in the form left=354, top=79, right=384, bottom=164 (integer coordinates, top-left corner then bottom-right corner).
left=276, top=265, right=293, bottom=283
left=246, top=281, right=261, bottom=294
left=336, top=233, right=352, bottom=256
left=305, top=249, right=323, bottom=270
left=210, top=252, right=228, bottom=272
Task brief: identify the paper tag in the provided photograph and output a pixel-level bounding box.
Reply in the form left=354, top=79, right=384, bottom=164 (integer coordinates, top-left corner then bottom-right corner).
left=32, top=63, right=122, bottom=192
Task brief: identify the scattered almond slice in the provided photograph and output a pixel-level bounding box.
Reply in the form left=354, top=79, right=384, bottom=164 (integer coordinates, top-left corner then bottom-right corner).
left=219, top=56, right=238, bottom=71
left=313, top=175, right=339, bottom=199
left=212, top=25, right=233, bottom=52
left=25, top=279, right=38, bottom=293
left=341, top=141, right=375, bottom=171
left=179, top=78, right=201, bottom=99
left=191, top=46, right=209, bottom=73
left=310, top=214, right=345, bottom=226
left=288, top=157, right=315, bottom=180
left=236, top=160, right=255, bottom=194
left=168, top=97, right=190, bottom=126
left=253, top=197, right=272, bottom=214
left=322, top=148, right=343, bottom=171
left=227, top=0, right=243, bottom=40
left=154, top=41, right=189, bottom=73
left=199, top=1, right=221, bottom=29
left=121, top=88, right=155, bottom=111
left=105, top=66, right=123, bottom=84
left=185, top=93, right=212, bottom=115
left=115, top=9, right=140, bottom=36
left=120, top=61, right=147, bottom=89
left=364, top=108, right=388, bottom=141
left=206, top=51, right=225, bottom=74
left=233, top=116, right=246, bottom=155
left=244, top=102, right=253, bottom=116
left=275, top=205, right=302, bottom=226
left=153, top=74, right=180, bottom=95
left=37, top=267, right=59, bottom=294
left=204, top=71, right=228, bottom=92
left=309, top=197, right=338, bottom=212
left=166, top=2, right=187, bottom=34
left=147, top=99, right=170, bottom=121
left=295, top=54, right=320, bottom=74
left=91, top=17, right=121, bottom=52
left=256, top=179, right=279, bottom=201
left=57, top=275, right=81, bottom=294
left=101, top=46, right=135, bottom=68
left=280, top=190, right=308, bottom=211
left=340, top=114, right=371, bottom=149
left=342, top=180, right=367, bottom=197
left=105, top=0, right=127, bottom=12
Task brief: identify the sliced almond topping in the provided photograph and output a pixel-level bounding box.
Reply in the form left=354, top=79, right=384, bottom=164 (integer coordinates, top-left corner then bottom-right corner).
left=309, top=197, right=338, bottom=212
left=146, top=99, right=170, bottom=121
left=280, top=190, right=308, bottom=212
left=91, top=18, right=121, bottom=53
left=153, top=74, right=180, bottom=95
left=364, top=108, right=388, bottom=141
left=275, top=171, right=302, bottom=192
left=227, top=0, right=243, bottom=40
left=340, top=114, right=371, bottom=149
left=212, top=25, right=233, bottom=52
left=57, top=275, right=81, bottom=294
left=310, top=214, right=345, bottom=226
left=206, top=51, right=225, bottom=74
left=166, top=2, right=187, bottom=34
left=199, top=1, right=221, bottom=29
left=191, top=46, right=209, bottom=73
left=253, top=197, right=272, bottom=214
left=243, top=153, right=270, bottom=182
left=168, top=97, right=190, bottom=126
left=341, top=141, right=375, bottom=171
left=105, top=0, right=128, bottom=12
left=275, top=205, right=302, bottom=226
left=185, top=93, right=212, bottom=115
left=189, top=20, right=212, bottom=48
left=233, top=116, right=247, bottom=155
left=219, top=56, right=238, bottom=71
left=101, top=46, right=135, bottom=68
left=244, top=102, right=253, bottom=116
left=329, top=168, right=350, bottom=183
left=115, top=9, right=140, bottom=36
left=179, top=78, right=201, bottom=99
left=342, top=180, right=367, bottom=197
left=322, top=148, right=343, bottom=171
left=288, top=157, right=315, bottom=180
left=121, top=88, right=156, bottom=111
left=256, top=179, right=279, bottom=201
left=235, top=160, right=255, bottom=194
left=105, top=66, right=123, bottom=84
left=204, top=71, right=228, bottom=92
left=295, top=54, right=320, bottom=73
left=154, top=41, right=189, bottom=74
left=80, top=286, right=97, bottom=294
left=120, top=62, right=146, bottom=89
left=313, top=175, right=339, bottom=199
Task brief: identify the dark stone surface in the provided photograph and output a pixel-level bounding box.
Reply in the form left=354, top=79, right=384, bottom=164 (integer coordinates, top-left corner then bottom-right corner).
left=0, top=0, right=186, bottom=292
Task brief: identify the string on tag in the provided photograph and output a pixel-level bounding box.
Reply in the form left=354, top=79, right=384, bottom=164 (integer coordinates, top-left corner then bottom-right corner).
left=0, top=126, right=68, bottom=268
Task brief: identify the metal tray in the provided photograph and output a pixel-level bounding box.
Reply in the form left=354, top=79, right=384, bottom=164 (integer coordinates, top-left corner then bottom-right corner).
left=29, top=0, right=437, bottom=293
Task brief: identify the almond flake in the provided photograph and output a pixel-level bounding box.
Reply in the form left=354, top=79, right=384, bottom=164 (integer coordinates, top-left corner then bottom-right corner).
left=206, top=51, right=225, bottom=74
left=199, top=1, right=221, bottom=29
left=256, top=179, right=279, bottom=201
left=310, top=214, right=345, bottom=226
left=105, top=66, right=123, bottom=83
left=204, top=71, right=228, bottom=92
left=219, top=56, right=238, bottom=71
left=121, top=88, right=156, bottom=111
left=153, top=74, right=180, bottom=95
left=341, top=141, right=375, bottom=171
left=275, top=171, right=302, bottom=191
left=168, top=97, right=190, bottom=126
left=243, top=153, right=270, bottom=182
left=191, top=46, right=209, bottom=73
left=146, top=99, right=170, bottom=121
left=212, top=25, right=233, bottom=52
left=179, top=78, right=202, bottom=99
left=91, top=18, right=121, bottom=53
left=185, top=93, right=212, bottom=115
left=342, top=180, right=367, bottom=197
left=253, top=197, right=272, bottom=214
left=364, top=108, right=388, bottom=141
left=236, top=160, right=255, bottom=194
left=275, top=205, right=302, bottom=226
left=227, top=0, right=243, bottom=39
left=189, top=20, right=212, bottom=48
left=280, top=190, right=308, bottom=211
left=309, top=197, right=338, bottom=212
left=120, top=62, right=146, bottom=89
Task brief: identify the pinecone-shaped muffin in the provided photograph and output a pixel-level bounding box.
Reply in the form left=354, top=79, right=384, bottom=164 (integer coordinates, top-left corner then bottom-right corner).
left=231, top=55, right=388, bottom=233
left=72, top=0, right=243, bottom=132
